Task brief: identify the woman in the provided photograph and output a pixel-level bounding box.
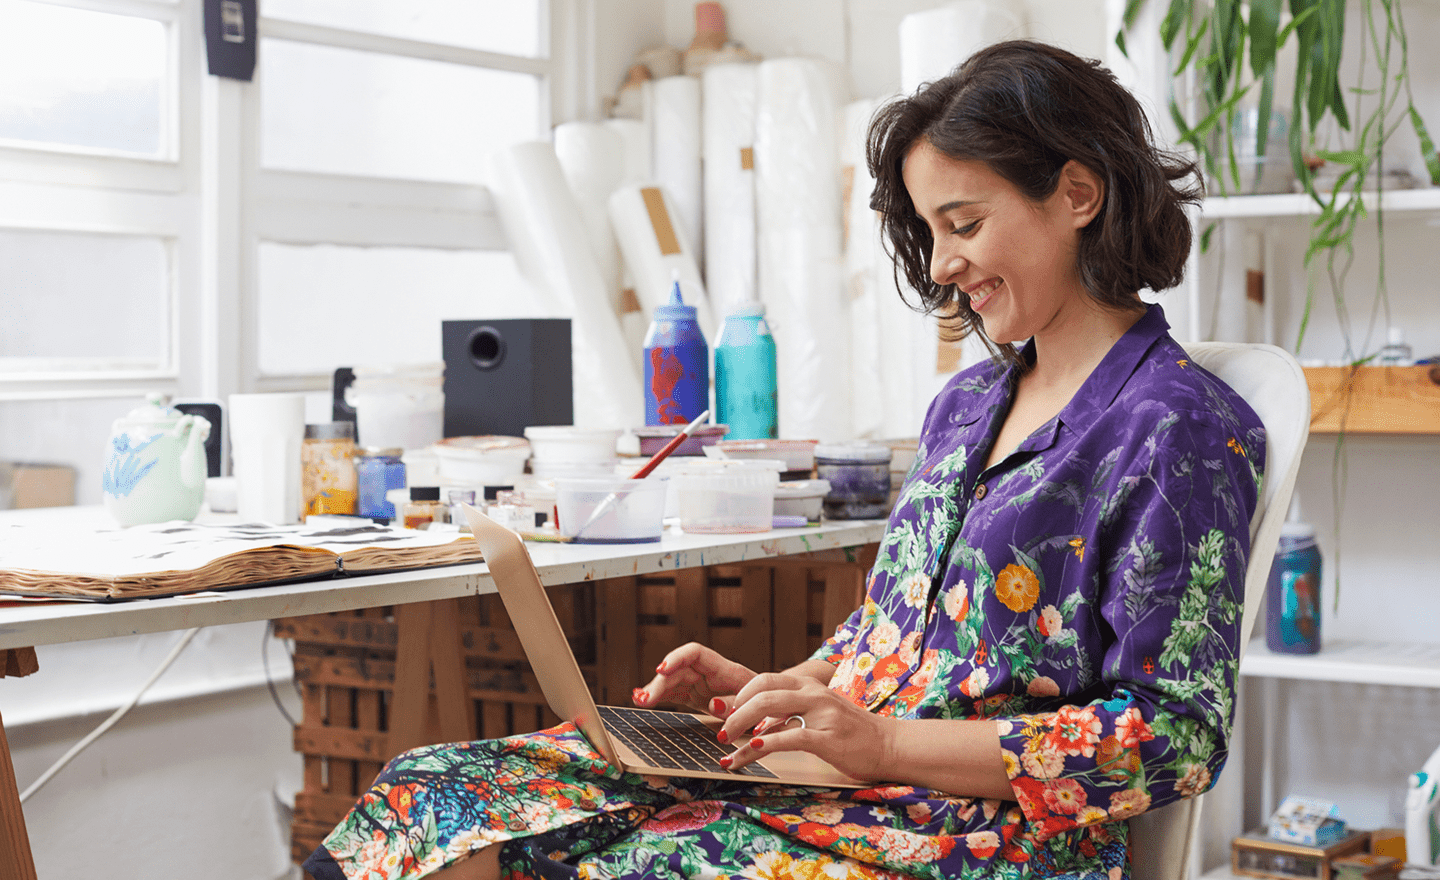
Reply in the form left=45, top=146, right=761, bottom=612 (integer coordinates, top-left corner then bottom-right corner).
left=306, top=40, right=1264, bottom=880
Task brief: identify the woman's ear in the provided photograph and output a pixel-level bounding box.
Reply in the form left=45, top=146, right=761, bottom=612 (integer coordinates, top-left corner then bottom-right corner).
left=1059, top=160, right=1105, bottom=229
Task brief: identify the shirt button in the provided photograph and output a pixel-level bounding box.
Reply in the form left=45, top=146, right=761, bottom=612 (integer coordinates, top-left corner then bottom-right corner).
left=974, top=483, right=988, bottom=500
left=508, top=819, right=528, bottom=831
left=578, top=797, right=598, bottom=810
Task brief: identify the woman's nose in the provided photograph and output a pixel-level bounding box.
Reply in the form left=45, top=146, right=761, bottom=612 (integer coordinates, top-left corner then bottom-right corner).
left=931, top=244, right=966, bottom=286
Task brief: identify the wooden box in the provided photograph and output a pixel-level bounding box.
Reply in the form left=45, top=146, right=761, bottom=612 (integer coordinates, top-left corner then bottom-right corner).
left=1232, top=828, right=1371, bottom=880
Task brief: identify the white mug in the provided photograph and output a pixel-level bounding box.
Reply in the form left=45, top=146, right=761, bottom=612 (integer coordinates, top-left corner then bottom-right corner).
left=228, top=393, right=306, bottom=524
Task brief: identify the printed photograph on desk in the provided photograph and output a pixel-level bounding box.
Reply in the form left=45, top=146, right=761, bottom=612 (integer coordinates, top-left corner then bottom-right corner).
left=0, top=519, right=483, bottom=602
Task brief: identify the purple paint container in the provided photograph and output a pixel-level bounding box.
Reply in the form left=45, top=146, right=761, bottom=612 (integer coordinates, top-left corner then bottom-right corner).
left=814, top=442, right=892, bottom=519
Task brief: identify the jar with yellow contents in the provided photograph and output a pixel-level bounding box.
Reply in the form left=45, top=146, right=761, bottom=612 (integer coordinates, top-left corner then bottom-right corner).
left=302, top=422, right=358, bottom=516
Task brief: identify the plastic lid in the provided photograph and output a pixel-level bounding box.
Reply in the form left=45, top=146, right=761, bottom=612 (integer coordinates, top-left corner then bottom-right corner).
left=1280, top=520, right=1316, bottom=539
left=305, top=422, right=355, bottom=441
left=410, top=486, right=441, bottom=501
left=483, top=484, right=515, bottom=501
left=814, top=442, right=892, bottom=463
left=653, top=278, right=698, bottom=321
left=115, top=392, right=181, bottom=428
left=725, top=302, right=767, bottom=318
left=360, top=446, right=405, bottom=457
left=1387, top=326, right=1405, bottom=344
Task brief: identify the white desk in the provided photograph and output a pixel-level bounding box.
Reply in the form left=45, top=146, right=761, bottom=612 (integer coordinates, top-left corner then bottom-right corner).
left=0, top=506, right=886, bottom=880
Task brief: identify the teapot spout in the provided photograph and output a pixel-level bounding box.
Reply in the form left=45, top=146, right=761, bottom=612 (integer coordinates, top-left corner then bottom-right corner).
left=177, top=415, right=212, bottom=490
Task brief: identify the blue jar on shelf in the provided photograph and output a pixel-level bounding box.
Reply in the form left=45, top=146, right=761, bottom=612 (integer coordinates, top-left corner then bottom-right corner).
left=356, top=447, right=406, bottom=521
left=1265, top=520, right=1323, bottom=654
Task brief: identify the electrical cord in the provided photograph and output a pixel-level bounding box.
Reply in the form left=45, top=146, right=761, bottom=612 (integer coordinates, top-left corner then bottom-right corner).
left=20, top=626, right=202, bottom=804
left=262, top=620, right=300, bottom=728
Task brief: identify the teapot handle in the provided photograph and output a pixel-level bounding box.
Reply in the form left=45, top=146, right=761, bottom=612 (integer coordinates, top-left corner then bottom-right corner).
left=176, top=415, right=212, bottom=490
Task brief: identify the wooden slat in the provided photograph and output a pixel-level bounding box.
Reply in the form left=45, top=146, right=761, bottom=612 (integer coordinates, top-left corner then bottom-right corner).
left=599, top=577, right=638, bottom=705
left=674, top=569, right=709, bottom=647
left=0, top=708, right=37, bottom=880
left=1306, top=364, right=1440, bottom=433
left=292, top=653, right=577, bottom=703
left=1, top=649, right=38, bottom=679
left=772, top=567, right=811, bottom=671
left=276, top=616, right=531, bottom=663
left=294, top=790, right=364, bottom=827
left=429, top=598, right=477, bottom=744
left=822, top=565, right=864, bottom=638
left=295, top=725, right=393, bottom=764
left=737, top=565, right=773, bottom=673
left=387, top=602, right=435, bottom=756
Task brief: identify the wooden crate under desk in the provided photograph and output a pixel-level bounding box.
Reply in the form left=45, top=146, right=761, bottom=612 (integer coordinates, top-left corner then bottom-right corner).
left=594, top=546, right=878, bottom=706
left=1305, top=364, right=1440, bottom=433
left=274, top=588, right=596, bottom=868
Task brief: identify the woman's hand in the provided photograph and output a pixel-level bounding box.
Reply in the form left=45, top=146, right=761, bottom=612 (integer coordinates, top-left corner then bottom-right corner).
left=716, top=671, right=892, bottom=783
left=632, top=642, right=758, bottom=717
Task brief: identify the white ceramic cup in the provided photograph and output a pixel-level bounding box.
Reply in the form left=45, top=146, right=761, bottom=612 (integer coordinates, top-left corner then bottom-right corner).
left=228, top=392, right=306, bottom=524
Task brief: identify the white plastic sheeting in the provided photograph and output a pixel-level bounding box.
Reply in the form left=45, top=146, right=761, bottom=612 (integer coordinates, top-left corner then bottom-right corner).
left=487, top=142, right=644, bottom=429
left=607, top=183, right=718, bottom=349
left=702, top=62, right=759, bottom=320
left=604, top=117, right=653, bottom=185
left=649, top=75, right=705, bottom=274
left=899, top=1, right=1025, bottom=95
left=755, top=57, right=851, bottom=442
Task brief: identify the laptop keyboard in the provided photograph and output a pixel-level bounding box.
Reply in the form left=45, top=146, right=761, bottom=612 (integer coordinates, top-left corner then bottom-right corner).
left=597, top=706, right=778, bottom=780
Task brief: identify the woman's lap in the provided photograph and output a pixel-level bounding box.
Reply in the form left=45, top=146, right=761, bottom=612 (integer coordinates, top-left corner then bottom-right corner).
left=304, top=724, right=1130, bottom=880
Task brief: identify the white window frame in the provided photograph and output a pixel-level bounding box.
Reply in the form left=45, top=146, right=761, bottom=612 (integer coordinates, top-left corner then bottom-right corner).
left=0, top=0, right=591, bottom=408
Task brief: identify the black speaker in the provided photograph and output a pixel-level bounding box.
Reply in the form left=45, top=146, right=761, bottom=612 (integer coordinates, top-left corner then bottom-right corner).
left=442, top=319, right=572, bottom=437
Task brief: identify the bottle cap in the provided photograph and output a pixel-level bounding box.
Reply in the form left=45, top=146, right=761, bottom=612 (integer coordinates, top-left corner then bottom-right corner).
left=654, top=278, right=699, bottom=322
left=1387, top=326, right=1405, bottom=344
left=410, top=486, right=440, bottom=501
left=726, top=302, right=767, bottom=318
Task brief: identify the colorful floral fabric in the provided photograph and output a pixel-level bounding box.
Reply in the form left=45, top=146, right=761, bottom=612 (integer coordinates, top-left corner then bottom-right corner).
left=306, top=305, right=1264, bottom=880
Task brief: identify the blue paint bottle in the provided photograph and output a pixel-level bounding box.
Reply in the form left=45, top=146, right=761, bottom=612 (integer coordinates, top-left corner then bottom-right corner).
left=715, top=303, right=778, bottom=439
left=1265, top=518, right=1323, bottom=654
left=643, top=280, right=709, bottom=425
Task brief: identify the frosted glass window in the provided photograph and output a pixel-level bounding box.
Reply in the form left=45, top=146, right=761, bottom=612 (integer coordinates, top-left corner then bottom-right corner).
left=260, top=40, right=542, bottom=184
left=264, top=0, right=544, bottom=57
left=0, top=230, right=170, bottom=371
left=0, top=1, right=168, bottom=156
left=256, top=243, right=541, bottom=376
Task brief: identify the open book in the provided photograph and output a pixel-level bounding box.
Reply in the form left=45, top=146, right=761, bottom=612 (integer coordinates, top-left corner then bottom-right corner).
left=0, top=518, right=483, bottom=601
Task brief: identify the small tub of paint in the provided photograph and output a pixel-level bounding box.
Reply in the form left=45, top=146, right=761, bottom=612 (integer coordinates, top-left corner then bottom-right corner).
left=634, top=423, right=730, bottom=457
left=814, top=443, right=892, bottom=520
left=772, top=479, right=830, bottom=522
left=711, top=439, right=818, bottom=477
left=524, top=426, right=622, bottom=466
left=554, top=476, right=669, bottom=543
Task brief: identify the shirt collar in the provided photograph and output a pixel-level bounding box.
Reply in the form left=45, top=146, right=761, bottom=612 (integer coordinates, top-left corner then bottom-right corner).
left=1055, top=303, right=1172, bottom=432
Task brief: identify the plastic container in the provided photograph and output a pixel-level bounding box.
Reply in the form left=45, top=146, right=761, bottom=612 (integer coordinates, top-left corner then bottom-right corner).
left=529, top=459, right=621, bottom=480
left=1265, top=521, right=1323, bottom=655
left=1406, top=741, right=1440, bottom=866
left=634, top=423, right=729, bottom=457
left=815, top=442, right=893, bottom=520
left=356, top=447, right=406, bottom=520
left=524, top=426, right=622, bottom=465
left=669, top=460, right=781, bottom=534
left=772, top=479, right=830, bottom=521
left=555, top=476, right=669, bottom=543
left=346, top=362, right=445, bottom=450
left=715, top=303, right=778, bottom=439
left=711, top=439, right=817, bottom=475
left=433, top=436, right=531, bottom=485
left=643, top=279, right=709, bottom=426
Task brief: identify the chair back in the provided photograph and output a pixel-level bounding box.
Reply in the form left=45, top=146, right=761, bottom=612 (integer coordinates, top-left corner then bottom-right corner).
left=1128, top=342, right=1311, bottom=880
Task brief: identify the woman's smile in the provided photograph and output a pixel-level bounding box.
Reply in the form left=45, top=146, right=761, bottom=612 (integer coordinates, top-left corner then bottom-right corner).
left=965, top=277, right=1004, bottom=312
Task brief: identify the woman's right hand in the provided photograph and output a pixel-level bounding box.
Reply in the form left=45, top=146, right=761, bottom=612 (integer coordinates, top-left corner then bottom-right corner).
left=632, top=642, right=757, bottom=717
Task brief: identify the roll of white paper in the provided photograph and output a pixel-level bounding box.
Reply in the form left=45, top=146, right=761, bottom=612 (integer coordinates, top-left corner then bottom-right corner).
left=650, top=75, right=705, bottom=272
left=899, top=1, right=1025, bottom=94
left=604, top=117, right=652, bottom=185
left=553, top=121, right=626, bottom=309
left=487, top=142, right=644, bottom=429
left=607, top=183, right=717, bottom=348
left=702, top=62, right=759, bottom=320
left=842, top=97, right=886, bottom=439
left=755, top=57, right=851, bottom=442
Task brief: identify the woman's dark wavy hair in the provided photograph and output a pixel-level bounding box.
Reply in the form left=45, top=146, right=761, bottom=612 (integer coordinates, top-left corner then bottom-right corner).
left=868, top=39, right=1202, bottom=360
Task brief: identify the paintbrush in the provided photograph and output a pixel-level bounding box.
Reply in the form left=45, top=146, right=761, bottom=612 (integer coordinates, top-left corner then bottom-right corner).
left=572, top=409, right=711, bottom=539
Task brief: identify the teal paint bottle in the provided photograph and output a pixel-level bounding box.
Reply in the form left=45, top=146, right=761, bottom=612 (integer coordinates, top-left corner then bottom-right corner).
left=715, top=303, right=777, bottom=439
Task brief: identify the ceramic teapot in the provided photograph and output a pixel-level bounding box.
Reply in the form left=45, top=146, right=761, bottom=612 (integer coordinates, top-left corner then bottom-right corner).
left=102, top=393, right=212, bottom=526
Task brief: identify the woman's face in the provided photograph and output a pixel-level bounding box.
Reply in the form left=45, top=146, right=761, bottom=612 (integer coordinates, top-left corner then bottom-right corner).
left=901, top=139, right=1095, bottom=346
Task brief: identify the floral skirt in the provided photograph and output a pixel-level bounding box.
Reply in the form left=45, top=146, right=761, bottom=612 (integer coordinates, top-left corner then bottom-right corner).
left=304, top=724, right=1128, bottom=880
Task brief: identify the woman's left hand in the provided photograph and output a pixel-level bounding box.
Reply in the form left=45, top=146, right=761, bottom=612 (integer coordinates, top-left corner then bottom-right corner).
left=717, top=671, right=892, bottom=782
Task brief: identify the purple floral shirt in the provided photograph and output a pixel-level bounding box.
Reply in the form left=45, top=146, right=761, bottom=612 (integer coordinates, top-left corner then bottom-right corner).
left=816, top=304, right=1265, bottom=844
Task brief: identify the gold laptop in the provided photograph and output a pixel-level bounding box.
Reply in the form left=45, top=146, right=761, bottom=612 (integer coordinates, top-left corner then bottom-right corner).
left=463, top=505, right=864, bottom=788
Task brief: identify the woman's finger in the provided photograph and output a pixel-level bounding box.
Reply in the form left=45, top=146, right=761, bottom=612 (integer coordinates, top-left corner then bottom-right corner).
left=720, top=721, right=811, bottom=771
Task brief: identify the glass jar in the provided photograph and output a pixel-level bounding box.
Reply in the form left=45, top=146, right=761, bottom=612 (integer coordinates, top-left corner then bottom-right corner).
left=356, top=447, right=406, bottom=520
left=302, top=422, right=358, bottom=516
left=403, top=485, right=447, bottom=530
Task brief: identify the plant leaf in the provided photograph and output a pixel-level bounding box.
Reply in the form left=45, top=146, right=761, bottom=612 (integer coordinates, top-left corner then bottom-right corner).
left=1248, top=0, right=1282, bottom=77
left=1160, top=0, right=1193, bottom=49
left=1408, top=104, right=1440, bottom=185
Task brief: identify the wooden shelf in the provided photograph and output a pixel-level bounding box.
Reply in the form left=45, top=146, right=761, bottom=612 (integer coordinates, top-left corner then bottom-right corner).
left=1304, top=365, right=1440, bottom=434
left=1242, top=638, right=1440, bottom=689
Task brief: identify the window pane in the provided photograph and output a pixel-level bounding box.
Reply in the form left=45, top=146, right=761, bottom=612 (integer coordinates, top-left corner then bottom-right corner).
left=0, top=230, right=169, bottom=371
left=0, top=1, right=167, bottom=156
left=257, top=243, right=539, bottom=376
left=264, top=0, right=544, bottom=57
left=260, top=40, right=542, bottom=184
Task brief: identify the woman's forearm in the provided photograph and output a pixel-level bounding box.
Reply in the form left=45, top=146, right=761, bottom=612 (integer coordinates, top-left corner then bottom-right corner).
left=878, top=718, right=1014, bottom=800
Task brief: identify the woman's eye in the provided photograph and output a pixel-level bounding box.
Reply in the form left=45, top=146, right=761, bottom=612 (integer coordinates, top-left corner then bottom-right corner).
left=952, top=221, right=979, bottom=236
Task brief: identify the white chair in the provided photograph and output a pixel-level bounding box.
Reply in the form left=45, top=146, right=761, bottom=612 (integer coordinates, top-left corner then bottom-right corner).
left=1128, top=342, right=1312, bottom=880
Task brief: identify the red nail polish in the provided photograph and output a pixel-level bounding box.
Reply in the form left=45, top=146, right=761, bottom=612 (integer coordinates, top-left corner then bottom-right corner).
left=719, top=756, right=732, bottom=769
left=716, top=730, right=728, bottom=744
left=655, top=662, right=666, bottom=674
left=632, top=688, right=646, bottom=703
left=750, top=737, right=764, bottom=750
left=710, top=698, right=724, bottom=715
